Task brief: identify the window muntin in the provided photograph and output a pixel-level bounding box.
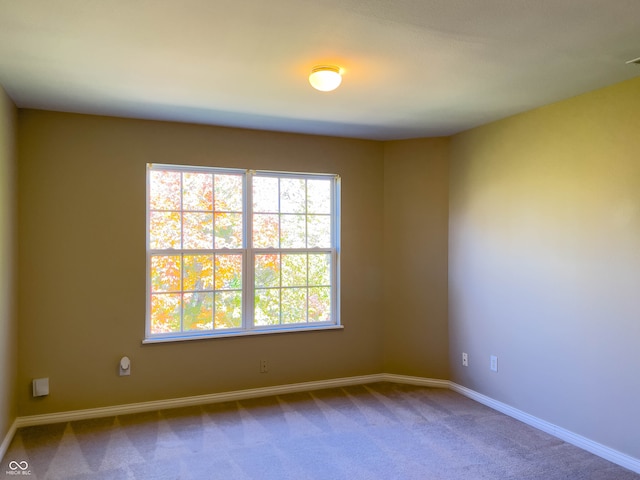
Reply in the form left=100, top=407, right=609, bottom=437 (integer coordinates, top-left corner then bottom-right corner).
left=146, top=164, right=340, bottom=341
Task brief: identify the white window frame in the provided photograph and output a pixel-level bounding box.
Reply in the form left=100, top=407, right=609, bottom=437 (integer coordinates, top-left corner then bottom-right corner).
left=144, top=164, right=341, bottom=343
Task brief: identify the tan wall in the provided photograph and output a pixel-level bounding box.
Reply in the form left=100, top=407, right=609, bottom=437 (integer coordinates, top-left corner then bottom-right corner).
left=17, top=111, right=385, bottom=416
left=449, top=76, right=640, bottom=459
left=0, top=87, right=17, bottom=445
left=383, top=138, right=449, bottom=377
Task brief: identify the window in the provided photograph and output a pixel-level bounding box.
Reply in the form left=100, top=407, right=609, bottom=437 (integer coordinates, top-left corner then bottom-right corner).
left=145, top=164, right=340, bottom=342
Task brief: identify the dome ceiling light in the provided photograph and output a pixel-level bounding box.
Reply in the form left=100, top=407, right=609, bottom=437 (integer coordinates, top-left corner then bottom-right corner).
left=309, top=65, right=342, bottom=92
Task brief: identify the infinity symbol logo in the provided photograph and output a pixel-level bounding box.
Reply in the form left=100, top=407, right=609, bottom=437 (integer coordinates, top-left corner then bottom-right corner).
left=8, top=461, right=29, bottom=471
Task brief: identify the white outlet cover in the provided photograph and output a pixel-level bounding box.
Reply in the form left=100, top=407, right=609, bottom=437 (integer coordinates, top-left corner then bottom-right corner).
left=33, top=378, right=49, bottom=397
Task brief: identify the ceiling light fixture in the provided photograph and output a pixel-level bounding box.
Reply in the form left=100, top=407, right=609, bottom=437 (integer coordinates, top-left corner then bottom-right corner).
left=309, top=65, right=342, bottom=92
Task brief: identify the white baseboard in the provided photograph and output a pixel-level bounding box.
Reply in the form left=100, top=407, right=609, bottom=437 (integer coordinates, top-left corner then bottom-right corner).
left=0, top=419, right=17, bottom=463
left=449, top=382, right=640, bottom=475
left=14, top=374, right=386, bottom=428
left=380, top=373, right=450, bottom=389
left=6, top=374, right=639, bottom=475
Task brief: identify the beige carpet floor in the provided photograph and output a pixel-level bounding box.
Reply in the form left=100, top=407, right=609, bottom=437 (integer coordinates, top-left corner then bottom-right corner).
left=3, top=382, right=638, bottom=479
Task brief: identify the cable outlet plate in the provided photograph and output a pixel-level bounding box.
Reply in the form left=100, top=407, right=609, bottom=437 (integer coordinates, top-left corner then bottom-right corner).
left=462, top=352, right=468, bottom=367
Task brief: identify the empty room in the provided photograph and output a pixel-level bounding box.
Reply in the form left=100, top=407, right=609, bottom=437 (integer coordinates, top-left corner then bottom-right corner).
left=1, top=1, right=639, bottom=479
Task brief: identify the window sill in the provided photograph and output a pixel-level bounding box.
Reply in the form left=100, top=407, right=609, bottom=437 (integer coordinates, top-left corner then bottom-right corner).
left=142, top=324, right=344, bottom=344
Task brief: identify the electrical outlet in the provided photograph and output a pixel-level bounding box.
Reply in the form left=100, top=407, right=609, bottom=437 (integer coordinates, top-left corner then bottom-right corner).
left=260, top=359, right=268, bottom=373
left=462, top=352, right=468, bottom=367
left=490, top=355, right=498, bottom=372
left=119, top=356, right=131, bottom=376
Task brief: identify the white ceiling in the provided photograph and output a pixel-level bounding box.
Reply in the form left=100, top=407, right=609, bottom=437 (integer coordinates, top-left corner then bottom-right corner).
left=1, top=0, right=639, bottom=140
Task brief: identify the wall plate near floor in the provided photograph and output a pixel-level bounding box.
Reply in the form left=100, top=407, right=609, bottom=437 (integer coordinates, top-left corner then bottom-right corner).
left=32, top=377, right=49, bottom=397
left=490, top=355, right=498, bottom=372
